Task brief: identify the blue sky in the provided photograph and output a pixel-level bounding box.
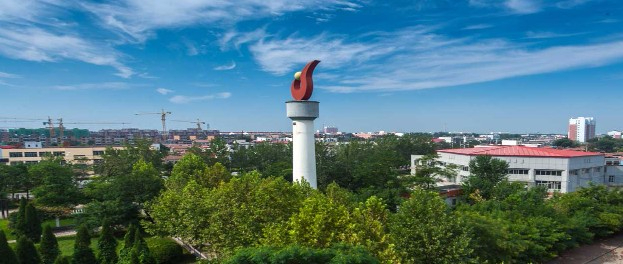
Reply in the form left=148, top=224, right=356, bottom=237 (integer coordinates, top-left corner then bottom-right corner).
left=0, top=0, right=622, bottom=133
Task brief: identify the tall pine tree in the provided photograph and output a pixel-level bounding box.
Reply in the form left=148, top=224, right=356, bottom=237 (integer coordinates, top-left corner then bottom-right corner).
left=71, top=225, right=96, bottom=264
left=97, top=221, right=118, bottom=264
left=39, top=225, right=60, bottom=264
left=24, top=203, right=42, bottom=243
left=14, top=198, right=27, bottom=237
left=118, top=225, right=138, bottom=264
left=0, top=230, right=19, bottom=264
left=132, top=231, right=156, bottom=264
left=15, top=236, right=41, bottom=264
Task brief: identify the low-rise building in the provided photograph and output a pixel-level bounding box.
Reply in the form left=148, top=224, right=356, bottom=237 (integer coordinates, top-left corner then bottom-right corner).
left=412, top=145, right=618, bottom=193
left=0, top=146, right=122, bottom=166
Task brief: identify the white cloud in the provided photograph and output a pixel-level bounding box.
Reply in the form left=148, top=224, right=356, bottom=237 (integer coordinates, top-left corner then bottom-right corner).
left=0, top=71, right=19, bottom=78
left=156, top=88, right=174, bottom=95
left=245, top=27, right=623, bottom=93
left=463, top=24, right=493, bottom=30
left=83, top=0, right=364, bottom=43
left=0, top=0, right=134, bottom=78
left=169, top=92, right=231, bottom=104
left=214, top=61, right=236, bottom=71
left=54, top=82, right=136, bottom=91
left=504, top=0, right=541, bottom=14
left=525, top=31, right=582, bottom=39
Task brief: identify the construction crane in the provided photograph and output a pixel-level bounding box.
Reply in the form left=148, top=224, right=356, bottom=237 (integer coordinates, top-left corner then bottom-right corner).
left=135, top=109, right=172, bottom=140
left=42, top=116, right=55, bottom=137
left=171, top=119, right=208, bottom=130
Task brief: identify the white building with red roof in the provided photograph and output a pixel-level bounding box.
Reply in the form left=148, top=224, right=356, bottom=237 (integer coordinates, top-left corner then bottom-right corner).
left=415, top=145, right=611, bottom=193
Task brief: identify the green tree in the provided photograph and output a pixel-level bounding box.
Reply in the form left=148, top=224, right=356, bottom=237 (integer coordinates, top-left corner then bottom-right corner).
left=30, top=159, right=81, bottom=207
left=0, top=230, right=19, bottom=264
left=15, top=236, right=41, bottom=264
left=409, top=154, right=458, bottom=190
left=552, top=138, right=577, bottom=148
left=24, top=203, right=42, bottom=243
left=119, top=225, right=138, bottom=264
left=39, top=225, right=60, bottom=264
left=390, top=189, right=473, bottom=264
left=52, top=257, right=68, bottom=264
left=14, top=198, right=27, bottom=237
left=165, top=153, right=208, bottom=191
left=97, top=221, right=118, bottom=264
left=462, top=155, right=509, bottom=201
left=146, top=172, right=309, bottom=257
left=132, top=232, right=156, bottom=264
left=71, top=225, right=96, bottom=264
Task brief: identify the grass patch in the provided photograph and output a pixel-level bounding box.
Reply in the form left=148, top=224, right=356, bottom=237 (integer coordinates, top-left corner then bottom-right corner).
left=42, top=217, right=75, bottom=228
left=0, top=219, right=16, bottom=241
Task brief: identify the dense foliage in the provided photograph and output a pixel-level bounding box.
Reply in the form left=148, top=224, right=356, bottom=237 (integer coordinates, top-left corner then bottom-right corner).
left=221, top=244, right=380, bottom=264
left=39, top=225, right=60, bottom=264
left=0, top=230, right=18, bottom=264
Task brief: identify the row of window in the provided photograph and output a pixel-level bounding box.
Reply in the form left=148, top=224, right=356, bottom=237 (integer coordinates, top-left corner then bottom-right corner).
left=535, top=170, right=563, bottom=176
left=7, top=151, right=105, bottom=158
left=508, top=169, right=529, bottom=175
left=536, top=180, right=562, bottom=190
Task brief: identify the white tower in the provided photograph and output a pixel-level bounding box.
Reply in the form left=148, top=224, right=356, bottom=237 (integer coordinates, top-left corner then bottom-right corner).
left=287, top=60, right=320, bottom=189
left=287, top=101, right=319, bottom=188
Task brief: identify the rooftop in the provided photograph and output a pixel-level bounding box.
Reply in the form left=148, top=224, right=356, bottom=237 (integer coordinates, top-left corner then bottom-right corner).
left=438, top=145, right=603, bottom=158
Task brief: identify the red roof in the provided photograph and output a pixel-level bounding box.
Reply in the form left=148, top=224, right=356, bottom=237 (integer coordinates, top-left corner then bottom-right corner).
left=438, top=146, right=603, bottom=158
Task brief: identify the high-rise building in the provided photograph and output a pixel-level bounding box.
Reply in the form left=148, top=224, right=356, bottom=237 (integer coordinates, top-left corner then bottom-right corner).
left=568, top=117, right=596, bottom=143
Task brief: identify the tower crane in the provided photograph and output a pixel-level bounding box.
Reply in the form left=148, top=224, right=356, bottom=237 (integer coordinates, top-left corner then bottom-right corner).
left=135, top=109, right=172, bottom=140
left=42, top=117, right=55, bottom=137
left=170, top=119, right=208, bottom=130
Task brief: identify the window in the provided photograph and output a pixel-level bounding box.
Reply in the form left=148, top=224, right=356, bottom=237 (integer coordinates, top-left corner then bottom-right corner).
left=535, top=170, right=563, bottom=176
left=24, top=152, right=37, bottom=157
left=594, top=167, right=602, bottom=173
left=536, top=180, right=562, bottom=191
left=9, top=152, right=23, bottom=157
left=508, top=169, right=529, bottom=175
left=582, top=168, right=591, bottom=174
left=39, top=152, right=51, bottom=157
left=93, top=150, right=105, bottom=156
left=462, top=166, right=469, bottom=172
left=609, top=175, right=615, bottom=183
left=53, top=151, right=65, bottom=157
left=25, top=161, right=38, bottom=164
left=569, top=170, right=579, bottom=176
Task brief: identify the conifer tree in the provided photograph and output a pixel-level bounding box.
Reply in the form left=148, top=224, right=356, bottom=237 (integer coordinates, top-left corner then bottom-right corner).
left=39, top=225, right=60, bottom=264
left=132, top=231, right=156, bottom=264
left=14, top=198, right=27, bottom=237
left=15, top=236, right=41, bottom=264
left=0, top=230, right=19, bottom=264
left=71, top=225, right=96, bottom=264
left=97, top=221, right=118, bottom=264
left=123, top=224, right=136, bottom=250
left=118, top=225, right=138, bottom=264
left=52, top=256, right=69, bottom=264
left=24, top=203, right=42, bottom=243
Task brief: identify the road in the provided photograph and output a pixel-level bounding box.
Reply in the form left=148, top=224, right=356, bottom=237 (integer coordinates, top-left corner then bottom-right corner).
left=549, top=233, right=623, bottom=264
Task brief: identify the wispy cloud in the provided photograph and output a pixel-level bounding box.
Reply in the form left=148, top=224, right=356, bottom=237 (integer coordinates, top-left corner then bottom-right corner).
left=156, top=88, right=174, bottom=95
left=214, top=61, right=236, bottom=71
left=525, top=31, right=583, bottom=39
left=0, top=1, right=134, bottom=78
left=470, top=0, right=595, bottom=14
left=169, top=92, right=232, bottom=104
left=463, top=24, right=493, bottom=30
left=83, top=0, right=365, bottom=43
left=54, top=82, right=136, bottom=91
left=0, top=71, right=19, bottom=78
left=244, top=26, right=623, bottom=93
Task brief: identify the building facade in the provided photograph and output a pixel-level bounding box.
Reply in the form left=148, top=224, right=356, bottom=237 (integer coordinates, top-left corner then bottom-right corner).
left=568, top=117, right=596, bottom=143
left=0, top=146, right=122, bottom=166
left=412, top=145, right=618, bottom=193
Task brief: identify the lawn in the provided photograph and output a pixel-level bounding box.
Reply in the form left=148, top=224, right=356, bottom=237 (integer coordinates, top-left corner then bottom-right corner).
left=0, top=218, right=16, bottom=241
left=42, top=217, right=76, bottom=228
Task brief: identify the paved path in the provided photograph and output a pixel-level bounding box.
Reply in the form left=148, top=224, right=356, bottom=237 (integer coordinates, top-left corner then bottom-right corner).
left=7, top=230, right=77, bottom=243
left=549, top=233, right=623, bottom=264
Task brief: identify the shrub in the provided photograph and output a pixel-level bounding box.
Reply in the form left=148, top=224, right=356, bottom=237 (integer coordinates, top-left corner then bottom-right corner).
left=148, top=237, right=184, bottom=264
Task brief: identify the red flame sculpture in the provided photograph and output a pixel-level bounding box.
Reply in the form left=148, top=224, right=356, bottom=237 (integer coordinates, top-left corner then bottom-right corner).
left=290, top=60, right=320, bottom=100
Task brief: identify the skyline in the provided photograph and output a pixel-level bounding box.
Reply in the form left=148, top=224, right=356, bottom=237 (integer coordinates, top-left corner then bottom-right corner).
left=1, top=0, right=622, bottom=133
